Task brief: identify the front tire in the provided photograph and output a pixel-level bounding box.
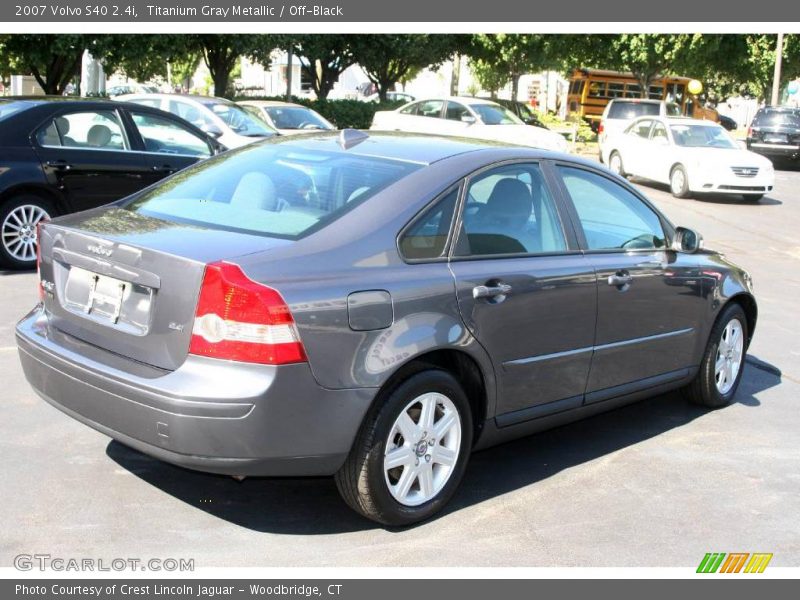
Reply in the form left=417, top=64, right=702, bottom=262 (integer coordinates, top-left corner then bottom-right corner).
left=335, top=369, right=473, bottom=526
left=670, top=165, right=691, bottom=198
left=608, top=151, right=626, bottom=177
left=0, top=194, right=53, bottom=270
left=683, top=303, right=748, bottom=408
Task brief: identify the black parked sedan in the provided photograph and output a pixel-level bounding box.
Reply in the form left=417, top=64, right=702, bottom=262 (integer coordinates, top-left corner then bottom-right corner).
left=746, top=105, right=800, bottom=163
left=0, top=97, right=222, bottom=269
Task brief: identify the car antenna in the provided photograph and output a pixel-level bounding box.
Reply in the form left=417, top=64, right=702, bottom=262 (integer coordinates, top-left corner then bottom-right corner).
left=339, top=129, right=369, bottom=150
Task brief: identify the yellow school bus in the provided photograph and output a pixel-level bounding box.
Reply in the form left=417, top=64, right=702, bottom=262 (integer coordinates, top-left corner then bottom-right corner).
left=568, top=68, right=718, bottom=131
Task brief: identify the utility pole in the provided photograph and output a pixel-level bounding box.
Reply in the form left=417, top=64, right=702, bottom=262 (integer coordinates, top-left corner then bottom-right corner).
left=286, top=47, right=293, bottom=101
left=771, top=33, right=784, bottom=106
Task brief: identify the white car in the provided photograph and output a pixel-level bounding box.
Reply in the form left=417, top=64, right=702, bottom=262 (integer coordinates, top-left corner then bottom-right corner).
left=371, top=97, right=568, bottom=152
left=237, top=100, right=335, bottom=136
left=115, top=94, right=276, bottom=149
left=598, top=99, right=682, bottom=160
left=602, top=116, right=774, bottom=202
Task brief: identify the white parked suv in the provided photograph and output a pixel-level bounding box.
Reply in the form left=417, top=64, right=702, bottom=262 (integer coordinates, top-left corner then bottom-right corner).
left=598, top=99, right=682, bottom=161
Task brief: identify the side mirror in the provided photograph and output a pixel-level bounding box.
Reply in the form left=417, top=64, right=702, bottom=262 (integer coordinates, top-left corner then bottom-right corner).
left=461, top=114, right=477, bottom=125
left=672, top=226, right=703, bottom=253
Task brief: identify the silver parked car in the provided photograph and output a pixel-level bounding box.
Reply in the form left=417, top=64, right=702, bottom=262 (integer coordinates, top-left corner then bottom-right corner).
left=17, top=131, right=757, bottom=525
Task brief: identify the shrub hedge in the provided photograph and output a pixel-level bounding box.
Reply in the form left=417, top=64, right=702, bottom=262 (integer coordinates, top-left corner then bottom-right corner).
left=233, top=95, right=406, bottom=130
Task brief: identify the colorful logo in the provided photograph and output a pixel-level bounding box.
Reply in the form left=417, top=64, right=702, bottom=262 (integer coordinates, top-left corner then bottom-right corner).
left=697, top=552, right=773, bottom=573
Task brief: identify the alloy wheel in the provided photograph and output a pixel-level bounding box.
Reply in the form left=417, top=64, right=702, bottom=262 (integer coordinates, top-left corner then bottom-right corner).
left=1, top=204, right=49, bottom=263
left=383, top=392, right=462, bottom=507
left=715, top=318, right=744, bottom=395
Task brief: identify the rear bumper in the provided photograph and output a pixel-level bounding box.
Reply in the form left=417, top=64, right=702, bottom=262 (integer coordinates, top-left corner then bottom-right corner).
left=747, top=142, right=800, bottom=159
left=16, top=308, right=376, bottom=477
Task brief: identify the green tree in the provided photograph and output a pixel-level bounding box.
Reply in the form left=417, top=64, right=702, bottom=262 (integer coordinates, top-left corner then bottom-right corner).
left=469, top=58, right=510, bottom=98
left=467, top=34, right=572, bottom=99
left=351, top=35, right=462, bottom=101
left=282, top=35, right=356, bottom=100
left=0, top=34, right=95, bottom=94
left=608, top=34, right=694, bottom=97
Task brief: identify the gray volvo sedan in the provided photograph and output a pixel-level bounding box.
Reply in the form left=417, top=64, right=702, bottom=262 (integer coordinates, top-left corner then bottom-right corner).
left=17, top=131, right=757, bottom=525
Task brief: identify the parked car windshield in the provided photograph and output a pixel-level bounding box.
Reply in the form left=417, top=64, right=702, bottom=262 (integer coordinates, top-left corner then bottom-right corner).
left=201, top=101, right=274, bottom=136
left=0, top=100, right=32, bottom=121
left=670, top=123, right=737, bottom=149
left=264, top=106, right=332, bottom=130
left=124, top=143, right=421, bottom=239
left=471, top=104, right=523, bottom=125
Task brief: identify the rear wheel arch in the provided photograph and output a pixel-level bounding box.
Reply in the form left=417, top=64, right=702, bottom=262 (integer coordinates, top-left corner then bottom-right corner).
left=0, top=184, right=66, bottom=216
left=366, top=349, right=489, bottom=445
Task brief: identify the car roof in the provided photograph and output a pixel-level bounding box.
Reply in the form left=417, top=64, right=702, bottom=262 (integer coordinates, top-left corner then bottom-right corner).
left=609, top=98, right=664, bottom=104
left=407, top=96, right=502, bottom=106
left=259, top=130, right=563, bottom=165
left=237, top=100, right=305, bottom=108
left=117, top=93, right=235, bottom=105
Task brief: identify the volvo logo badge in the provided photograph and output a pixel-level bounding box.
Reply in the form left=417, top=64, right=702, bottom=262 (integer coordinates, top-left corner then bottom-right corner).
left=87, top=244, right=113, bottom=257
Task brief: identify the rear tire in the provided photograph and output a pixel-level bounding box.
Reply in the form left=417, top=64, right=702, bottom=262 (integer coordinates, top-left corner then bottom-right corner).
left=743, top=194, right=763, bottom=203
left=335, top=369, right=473, bottom=526
left=682, top=303, right=748, bottom=408
left=608, top=151, right=626, bottom=177
left=0, top=194, right=53, bottom=270
left=670, top=165, right=691, bottom=198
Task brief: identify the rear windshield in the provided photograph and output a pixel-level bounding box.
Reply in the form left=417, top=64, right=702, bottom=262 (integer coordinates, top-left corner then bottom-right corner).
left=124, top=143, right=421, bottom=239
left=0, top=100, right=33, bottom=122
left=753, top=109, right=800, bottom=128
left=607, top=102, right=660, bottom=120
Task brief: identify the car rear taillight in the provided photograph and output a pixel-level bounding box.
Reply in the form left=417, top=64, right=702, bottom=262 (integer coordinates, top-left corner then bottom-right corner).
left=747, top=126, right=752, bottom=138
left=598, top=121, right=604, bottom=135
left=36, top=221, right=44, bottom=301
left=189, top=261, right=306, bottom=365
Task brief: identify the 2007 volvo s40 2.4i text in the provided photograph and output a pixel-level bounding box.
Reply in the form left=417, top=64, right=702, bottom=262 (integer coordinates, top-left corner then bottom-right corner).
left=17, top=131, right=757, bottom=525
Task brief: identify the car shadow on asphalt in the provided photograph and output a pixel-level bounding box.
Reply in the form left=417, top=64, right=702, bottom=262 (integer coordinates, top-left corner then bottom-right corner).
left=106, top=355, right=781, bottom=534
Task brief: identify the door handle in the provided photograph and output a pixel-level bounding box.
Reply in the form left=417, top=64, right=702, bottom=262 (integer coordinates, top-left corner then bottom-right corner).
left=607, top=272, right=633, bottom=287
left=152, top=165, right=175, bottom=174
left=473, top=283, right=512, bottom=299
left=46, top=159, right=71, bottom=170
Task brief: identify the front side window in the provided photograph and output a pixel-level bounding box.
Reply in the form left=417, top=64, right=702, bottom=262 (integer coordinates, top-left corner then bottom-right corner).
left=445, top=102, right=471, bottom=121
left=456, top=163, right=566, bottom=257
left=399, top=102, right=419, bottom=115
left=651, top=122, right=670, bottom=143
left=130, top=111, right=212, bottom=157
left=399, top=187, right=458, bottom=260
left=124, top=144, right=421, bottom=240
left=203, top=101, right=274, bottom=137
left=417, top=100, right=444, bottom=118
left=36, top=110, right=127, bottom=151
left=628, top=119, right=653, bottom=138
left=558, top=166, right=666, bottom=251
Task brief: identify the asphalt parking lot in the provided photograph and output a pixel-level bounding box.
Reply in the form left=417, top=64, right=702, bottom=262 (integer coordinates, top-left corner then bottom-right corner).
left=2, top=164, right=799, bottom=568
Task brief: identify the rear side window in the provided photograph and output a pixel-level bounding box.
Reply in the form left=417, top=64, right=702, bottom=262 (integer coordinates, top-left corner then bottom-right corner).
left=559, top=167, right=665, bottom=251
left=607, top=102, right=660, bottom=120
left=125, top=144, right=421, bottom=240
left=36, top=110, right=128, bottom=151
left=399, top=187, right=458, bottom=260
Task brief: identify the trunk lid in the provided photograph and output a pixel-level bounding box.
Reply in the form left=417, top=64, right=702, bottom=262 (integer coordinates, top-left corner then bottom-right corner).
left=39, top=206, right=290, bottom=371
